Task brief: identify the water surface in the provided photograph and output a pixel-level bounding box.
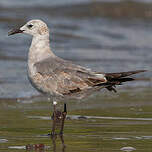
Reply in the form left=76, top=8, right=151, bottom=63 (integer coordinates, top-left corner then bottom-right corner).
left=0, top=0, right=152, bottom=98
left=0, top=0, right=152, bottom=152
left=0, top=89, right=152, bottom=152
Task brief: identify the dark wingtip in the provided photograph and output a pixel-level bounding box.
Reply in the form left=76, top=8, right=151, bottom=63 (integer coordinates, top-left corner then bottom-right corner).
left=135, top=70, right=147, bottom=73
left=128, top=70, right=147, bottom=75
left=105, top=70, right=147, bottom=79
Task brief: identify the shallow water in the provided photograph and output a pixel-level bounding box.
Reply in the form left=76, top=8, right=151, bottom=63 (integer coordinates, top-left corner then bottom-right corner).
left=0, top=1, right=152, bottom=152
left=0, top=0, right=152, bottom=98
left=0, top=89, right=152, bottom=152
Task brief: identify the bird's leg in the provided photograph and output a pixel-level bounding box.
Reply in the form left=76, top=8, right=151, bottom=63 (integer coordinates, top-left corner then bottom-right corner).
left=51, top=133, right=57, bottom=152
left=51, top=101, right=57, bottom=136
left=60, top=103, right=67, bottom=135
left=59, top=134, right=66, bottom=151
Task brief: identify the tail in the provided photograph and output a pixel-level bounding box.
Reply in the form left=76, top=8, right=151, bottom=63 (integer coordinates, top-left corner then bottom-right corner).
left=104, top=70, right=146, bottom=92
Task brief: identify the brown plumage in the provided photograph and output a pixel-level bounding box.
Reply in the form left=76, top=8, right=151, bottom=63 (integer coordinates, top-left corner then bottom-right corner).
left=8, top=19, right=147, bottom=135
left=33, top=56, right=146, bottom=98
left=8, top=19, right=147, bottom=100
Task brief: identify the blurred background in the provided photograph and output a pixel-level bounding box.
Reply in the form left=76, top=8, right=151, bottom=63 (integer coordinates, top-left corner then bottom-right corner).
left=0, top=1, right=152, bottom=152
left=0, top=0, right=151, bottom=99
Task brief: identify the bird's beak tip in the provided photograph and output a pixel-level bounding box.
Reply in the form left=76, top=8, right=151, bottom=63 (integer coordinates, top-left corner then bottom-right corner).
left=8, top=29, right=24, bottom=36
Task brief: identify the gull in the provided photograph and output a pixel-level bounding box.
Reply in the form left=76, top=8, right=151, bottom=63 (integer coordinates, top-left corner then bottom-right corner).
left=8, top=19, right=146, bottom=135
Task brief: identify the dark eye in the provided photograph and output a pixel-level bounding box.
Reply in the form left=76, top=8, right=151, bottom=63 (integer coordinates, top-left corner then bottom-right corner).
left=27, top=24, right=33, bottom=29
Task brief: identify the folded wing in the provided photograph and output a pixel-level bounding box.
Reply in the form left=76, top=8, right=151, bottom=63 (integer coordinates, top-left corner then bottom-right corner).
left=34, top=57, right=107, bottom=96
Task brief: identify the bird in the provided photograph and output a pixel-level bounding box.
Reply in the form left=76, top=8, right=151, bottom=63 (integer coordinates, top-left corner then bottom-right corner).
left=8, top=19, right=146, bottom=135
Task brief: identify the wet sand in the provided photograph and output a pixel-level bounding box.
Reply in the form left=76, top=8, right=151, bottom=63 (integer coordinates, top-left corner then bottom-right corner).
left=0, top=89, right=152, bottom=152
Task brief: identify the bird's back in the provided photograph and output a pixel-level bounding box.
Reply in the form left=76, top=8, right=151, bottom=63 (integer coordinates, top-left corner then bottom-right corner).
left=28, top=56, right=107, bottom=99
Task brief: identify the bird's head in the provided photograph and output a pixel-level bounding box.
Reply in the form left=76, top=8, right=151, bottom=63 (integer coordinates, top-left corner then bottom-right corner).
left=8, top=19, right=49, bottom=37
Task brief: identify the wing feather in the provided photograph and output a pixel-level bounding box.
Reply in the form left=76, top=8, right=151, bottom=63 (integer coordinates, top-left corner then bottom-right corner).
left=34, top=57, right=106, bottom=95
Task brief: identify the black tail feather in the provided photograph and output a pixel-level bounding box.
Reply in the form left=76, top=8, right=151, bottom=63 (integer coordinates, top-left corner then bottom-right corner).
left=104, top=70, right=146, bottom=92
left=105, top=70, right=146, bottom=80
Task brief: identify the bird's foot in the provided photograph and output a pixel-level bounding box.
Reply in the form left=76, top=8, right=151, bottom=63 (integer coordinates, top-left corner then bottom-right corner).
left=50, top=132, right=57, bottom=137
left=50, top=102, right=67, bottom=135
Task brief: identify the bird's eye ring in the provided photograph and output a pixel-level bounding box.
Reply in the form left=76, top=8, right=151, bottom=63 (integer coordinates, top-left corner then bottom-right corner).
left=27, top=24, right=33, bottom=29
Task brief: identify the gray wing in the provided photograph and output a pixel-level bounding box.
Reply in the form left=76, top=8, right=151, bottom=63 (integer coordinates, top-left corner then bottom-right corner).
left=34, top=57, right=106, bottom=96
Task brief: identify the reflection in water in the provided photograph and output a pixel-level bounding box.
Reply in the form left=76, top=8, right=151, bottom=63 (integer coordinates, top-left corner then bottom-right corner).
left=25, top=134, right=66, bottom=152
left=26, top=144, right=45, bottom=152
left=51, top=134, right=66, bottom=152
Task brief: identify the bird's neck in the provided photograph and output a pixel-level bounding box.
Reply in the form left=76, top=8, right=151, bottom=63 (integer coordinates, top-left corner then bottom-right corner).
left=29, top=34, right=55, bottom=64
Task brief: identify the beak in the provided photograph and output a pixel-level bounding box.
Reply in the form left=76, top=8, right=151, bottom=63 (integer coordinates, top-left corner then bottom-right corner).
left=8, top=28, right=24, bottom=36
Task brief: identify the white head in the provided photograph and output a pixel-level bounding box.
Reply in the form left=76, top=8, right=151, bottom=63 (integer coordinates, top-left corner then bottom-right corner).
left=8, top=19, right=49, bottom=37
